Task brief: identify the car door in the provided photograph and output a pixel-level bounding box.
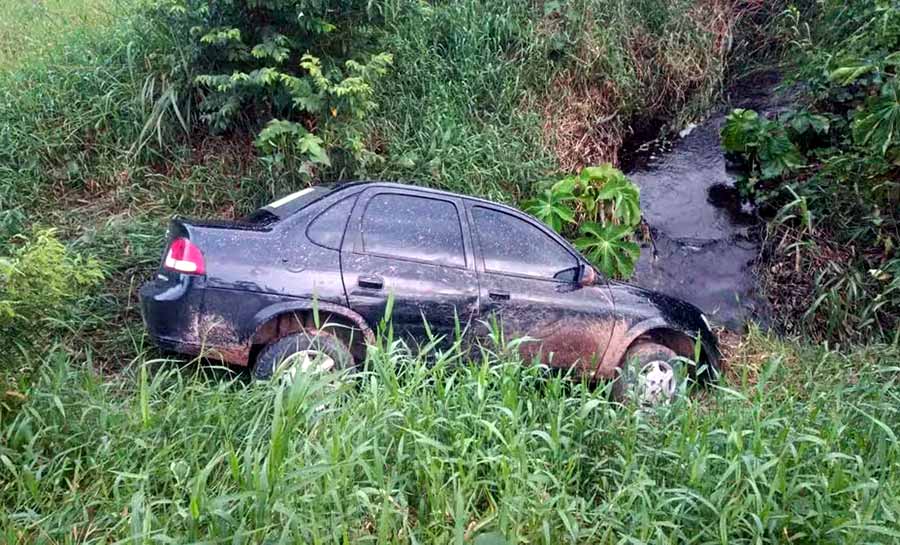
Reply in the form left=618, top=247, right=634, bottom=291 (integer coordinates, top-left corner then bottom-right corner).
left=341, top=188, right=480, bottom=348
left=467, top=202, right=616, bottom=374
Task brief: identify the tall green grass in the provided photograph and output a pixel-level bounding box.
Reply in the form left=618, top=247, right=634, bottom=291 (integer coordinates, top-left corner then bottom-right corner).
left=0, top=0, right=740, bottom=228
left=2, top=335, right=899, bottom=544
left=365, top=0, right=736, bottom=200
left=0, top=0, right=124, bottom=70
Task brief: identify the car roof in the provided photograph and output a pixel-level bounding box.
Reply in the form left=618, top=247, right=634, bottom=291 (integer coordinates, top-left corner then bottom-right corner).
left=345, top=181, right=526, bottom=214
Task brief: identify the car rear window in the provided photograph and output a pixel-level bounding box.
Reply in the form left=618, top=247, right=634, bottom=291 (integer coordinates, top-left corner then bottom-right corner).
left=361, top=193, right=465, bottom=268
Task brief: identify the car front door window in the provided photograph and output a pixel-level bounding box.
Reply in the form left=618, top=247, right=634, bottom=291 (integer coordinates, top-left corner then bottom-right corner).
left=471, top=206, right=577, bottom=281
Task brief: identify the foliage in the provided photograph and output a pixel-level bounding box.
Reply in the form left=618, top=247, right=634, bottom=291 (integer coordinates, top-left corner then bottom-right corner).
left=0, top=230, right=103, bottom=360
left=521, top=187, right=575, bottom=234
left=573, top=223, right=641, bottom=279
left=524, top=164, right=641, bottom=279
left=852, top=77, right=900, bottom=158
left=254, top=118, right=330, bottom=179
left=721, top=109, right=805, bottom=198
left=0, top=0, right=120, bottom=70
left=163, top=0, right=393, bottom=180
left=2, top=334, right=899, bottom=543
left=721, top=0, right=900, bottom=341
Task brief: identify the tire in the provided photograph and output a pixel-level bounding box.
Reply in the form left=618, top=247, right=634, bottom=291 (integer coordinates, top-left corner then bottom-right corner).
left=612, top=341, right=679, bottom=406
left=253, top=331, right=354, bottom=382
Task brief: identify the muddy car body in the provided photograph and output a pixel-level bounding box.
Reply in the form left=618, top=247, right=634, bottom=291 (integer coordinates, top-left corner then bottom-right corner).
left=140, top=181, right=719, bottom=389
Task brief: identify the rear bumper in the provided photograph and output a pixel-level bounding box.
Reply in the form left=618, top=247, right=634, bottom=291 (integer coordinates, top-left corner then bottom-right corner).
left=140, top=274, right=203, bottom=349
left=140, top=275, right=252, bottom=365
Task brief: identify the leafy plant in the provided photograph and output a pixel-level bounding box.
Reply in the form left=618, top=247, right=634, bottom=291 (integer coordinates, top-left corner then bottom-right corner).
left=783, top=110, right=831, bottom=138
left=721, top=108, right=805, bottom=198
left=725, top=0, right=900, bottom=342
left=163, top=0, right=392, bottom=178
left=573, top=222, right=641, bottom=278
left=852, top=77, right=900, bottom=158
left=254, top=119, right=330, bottom=179
left=521, top=185, right=575, bottom=233
left=524, top=164, right=642, bottom=279
left=0, top=229, right=103, bottom=360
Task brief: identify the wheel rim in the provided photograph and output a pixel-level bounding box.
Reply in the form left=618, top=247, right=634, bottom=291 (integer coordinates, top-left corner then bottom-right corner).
left=637, top=359, right=677, bottom=405
left=278, top=350, right=336, bottom=384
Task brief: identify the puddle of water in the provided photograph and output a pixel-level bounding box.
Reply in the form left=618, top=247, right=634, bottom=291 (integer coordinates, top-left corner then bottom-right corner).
left=626, top=70, right=793, bottom=329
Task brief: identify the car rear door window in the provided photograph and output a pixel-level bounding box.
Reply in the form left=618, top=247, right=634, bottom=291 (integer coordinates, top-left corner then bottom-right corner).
left=361, top=193, right=465, bottom=268
left=307, top=196, right=357, bottom=250
left=472, top=206, right=577, bottom=280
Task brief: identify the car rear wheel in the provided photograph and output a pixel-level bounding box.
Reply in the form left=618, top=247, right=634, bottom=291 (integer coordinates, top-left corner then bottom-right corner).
left=612, top=341, right=679, bottom=406
left=253, top=331, right=354, bottom=384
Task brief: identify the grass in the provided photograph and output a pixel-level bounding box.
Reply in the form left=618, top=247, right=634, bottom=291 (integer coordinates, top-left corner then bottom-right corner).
left=2, top=332, right=899, bottom=544
left=0, top=0, right=124, bottom=70
left=0, top=0, right=748, bottom=365
left=363, top=0, right=739, bottom=200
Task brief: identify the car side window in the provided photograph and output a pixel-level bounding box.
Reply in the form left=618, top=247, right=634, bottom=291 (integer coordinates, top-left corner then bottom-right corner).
left=360, top=193, right=466, bottom=268
left=472, top=206, right=578, bottom=281
left=307, top=195, right=357, bottom=250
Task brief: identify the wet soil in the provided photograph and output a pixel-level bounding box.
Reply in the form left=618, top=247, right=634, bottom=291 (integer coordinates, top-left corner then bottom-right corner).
left=625, top=70, right=795, bottom=329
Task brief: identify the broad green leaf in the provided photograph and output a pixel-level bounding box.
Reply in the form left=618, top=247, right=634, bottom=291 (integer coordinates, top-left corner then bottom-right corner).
left=573, top=222, right=640, bottom=279
left=853, top=77, right=900, bottom=155
left=758, top=132, right=805, bottom=179
left=523, top=189, right=575, bottom=233
left=829, top=58, right=877, bottom=85
left=721, top=109, right=761, bottom=153
left=593, top=177, right=641, bottom=227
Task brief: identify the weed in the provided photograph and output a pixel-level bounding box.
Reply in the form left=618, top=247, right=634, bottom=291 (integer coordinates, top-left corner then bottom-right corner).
left=1, top=334, right=899, bottom=543
left=525, top=165, right=642, bottom=278
left=722, top=0, right=900, bottom=342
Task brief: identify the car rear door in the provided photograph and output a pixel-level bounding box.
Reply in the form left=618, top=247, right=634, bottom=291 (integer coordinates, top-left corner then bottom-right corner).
left=466, top=202, right=615, bottom=374
left=341, top=188, right=480, bottom=347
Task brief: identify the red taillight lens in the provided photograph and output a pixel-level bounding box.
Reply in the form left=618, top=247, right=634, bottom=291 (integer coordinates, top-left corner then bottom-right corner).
left=164, top=237, right=206, bottom=275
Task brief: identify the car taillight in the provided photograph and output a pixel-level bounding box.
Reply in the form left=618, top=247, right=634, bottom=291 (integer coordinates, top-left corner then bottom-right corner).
left=164, top=237, right=206, bottom=275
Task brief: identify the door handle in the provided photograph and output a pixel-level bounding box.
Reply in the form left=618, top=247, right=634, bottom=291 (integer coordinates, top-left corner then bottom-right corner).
left=489, top=290, right=510, bottom=301
left=358, top=275, right=384, bottom=290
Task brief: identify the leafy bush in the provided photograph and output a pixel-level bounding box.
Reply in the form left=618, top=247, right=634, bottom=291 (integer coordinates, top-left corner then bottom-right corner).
left=721, top=109, right=806, bottom=199
left=721, top=1, right=900, bottom=341
left=0, top=230, right=104, bottom=360
left=524, top=164, right=641, bottom=278
left=156, top=0, right=393, bottom=180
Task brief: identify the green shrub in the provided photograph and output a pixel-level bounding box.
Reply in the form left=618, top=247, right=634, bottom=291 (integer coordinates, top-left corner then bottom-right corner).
left=721, top=1, right=900, bottom=342
left=721, top=109, right=806, bottom=199
left=155, top=0, right=393, bottom=181
left=0, top=230, right=104, bottom=360
left=524, top=164, right=641, bottom=278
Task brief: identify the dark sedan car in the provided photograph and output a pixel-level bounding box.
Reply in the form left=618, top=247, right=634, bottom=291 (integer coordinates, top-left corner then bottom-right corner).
left=141, top=181, right=719, bottom=404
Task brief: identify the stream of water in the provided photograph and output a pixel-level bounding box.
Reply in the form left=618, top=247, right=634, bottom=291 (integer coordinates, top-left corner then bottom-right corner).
left=627, top=71, right=793, bottom=329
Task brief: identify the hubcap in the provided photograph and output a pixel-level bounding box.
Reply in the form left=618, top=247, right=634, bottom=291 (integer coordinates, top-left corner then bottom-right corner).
left=637, top=360, right=676, bottom=405
left=279, top=350, right=336, bottom=384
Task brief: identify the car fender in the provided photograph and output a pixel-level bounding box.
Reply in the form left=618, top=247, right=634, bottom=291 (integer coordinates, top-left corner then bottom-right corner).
left=250, top=299, right=376, bottom=345
left=599, top=317, right=701, bottom=376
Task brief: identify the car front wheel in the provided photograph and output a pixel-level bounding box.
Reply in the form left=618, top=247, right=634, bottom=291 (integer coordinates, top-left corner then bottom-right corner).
left=253, top=331, right=354, bottom=384
left=612, top=341, right=679, bottom=406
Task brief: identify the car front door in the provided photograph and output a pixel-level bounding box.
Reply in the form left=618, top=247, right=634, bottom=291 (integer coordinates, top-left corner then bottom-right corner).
left=467, top=202, right=616, bottom=375
left=341, top=189, right=480, bottom=348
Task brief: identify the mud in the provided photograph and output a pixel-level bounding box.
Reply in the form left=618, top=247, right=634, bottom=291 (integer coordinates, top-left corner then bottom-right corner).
left=626, top=70, right=795, bottom=329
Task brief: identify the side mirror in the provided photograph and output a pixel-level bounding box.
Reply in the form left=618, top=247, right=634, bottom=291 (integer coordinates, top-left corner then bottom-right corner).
left=577, top=263, right=597, bottom=286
